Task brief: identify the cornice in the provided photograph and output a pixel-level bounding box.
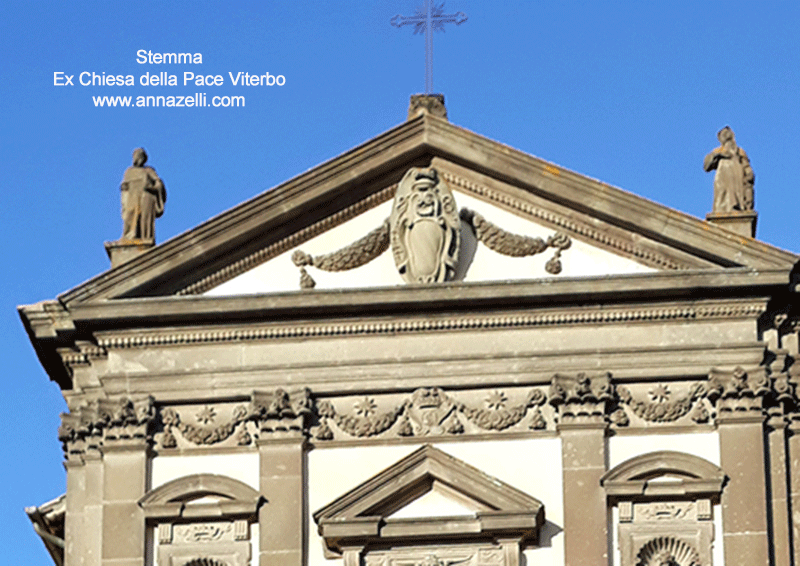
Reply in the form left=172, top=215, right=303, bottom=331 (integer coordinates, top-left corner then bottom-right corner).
left=93, top=298, right=766, bottom=350
left=67, top=269, right=783, bottom=329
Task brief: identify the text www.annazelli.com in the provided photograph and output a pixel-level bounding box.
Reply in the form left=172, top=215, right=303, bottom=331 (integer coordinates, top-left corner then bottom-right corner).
left=92, top=93, right=244, bottom=107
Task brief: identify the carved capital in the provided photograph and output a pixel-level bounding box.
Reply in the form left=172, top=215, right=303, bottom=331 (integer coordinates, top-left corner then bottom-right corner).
left=58, top=395, right=156, bottom=460
left=707, top=366, right=768, bottom=416
left=549, top=372, right=613, bottom=425
left=251, top=388, right=313, bottom=437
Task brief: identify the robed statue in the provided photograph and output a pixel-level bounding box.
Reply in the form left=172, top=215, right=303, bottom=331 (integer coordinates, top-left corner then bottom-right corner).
left=120, top=148, right=166, bottom=241
left=703, top=126, right=754, bottom=212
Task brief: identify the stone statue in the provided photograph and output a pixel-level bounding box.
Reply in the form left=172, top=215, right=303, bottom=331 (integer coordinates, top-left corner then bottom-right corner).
left=120, top=148, right=166, bottom=241
left=703, top=126, right=754, bottom=212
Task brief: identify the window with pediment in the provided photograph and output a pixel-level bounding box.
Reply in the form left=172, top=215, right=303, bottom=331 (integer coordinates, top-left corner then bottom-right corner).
left=314, top=445, right=546, bottom=566
left=139, top=474, right=263, bottom=566
left=600, top=451, right=725, bottom=566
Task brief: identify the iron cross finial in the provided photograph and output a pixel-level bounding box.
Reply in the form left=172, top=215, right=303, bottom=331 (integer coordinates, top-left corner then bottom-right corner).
left=391, top=1, right=467, bottom=94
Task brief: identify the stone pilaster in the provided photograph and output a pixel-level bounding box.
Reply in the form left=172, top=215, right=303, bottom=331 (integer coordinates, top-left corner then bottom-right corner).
left=708, top=367, right=770, bottom=566
left=99, top=397, right=154, bottom=566
left=789, top=414, right=800, bottom=566
left=59, top=406, right=105, bottom=566
left=550, top=373, right=612, bottom=566
left=251, top=388, right=312, bottom=566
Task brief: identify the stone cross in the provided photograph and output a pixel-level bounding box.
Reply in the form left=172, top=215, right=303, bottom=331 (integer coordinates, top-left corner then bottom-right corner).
left=391, top=1, right=467, bottom=93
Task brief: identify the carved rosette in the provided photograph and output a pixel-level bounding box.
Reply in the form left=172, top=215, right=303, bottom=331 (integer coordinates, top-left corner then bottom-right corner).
left=390, top=167, right=461, bottom=283
left=549, top=372, right=613, bottom=425
left=313, top=387, right=550, bottom=441
left=58, top=396, right=155, bottom=461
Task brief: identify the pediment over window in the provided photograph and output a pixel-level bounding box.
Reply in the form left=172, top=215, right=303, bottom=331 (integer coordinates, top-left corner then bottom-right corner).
left=139, top=473, right=263, bottom=520
left=600, top=451, right=725, bottom=501
left=313, top=445, right=544, bottom=555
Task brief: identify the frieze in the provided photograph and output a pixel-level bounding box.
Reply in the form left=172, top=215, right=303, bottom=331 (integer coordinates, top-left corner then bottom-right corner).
left=633, top=502, right=697, bottom=523
left=617, top=383, right=708, bottom=424
left=313, top=387, right=551, bottom=441
left=159, top=404, right=251, bottom=449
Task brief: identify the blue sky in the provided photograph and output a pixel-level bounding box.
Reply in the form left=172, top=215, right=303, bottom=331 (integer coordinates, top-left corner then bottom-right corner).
left=2, top=1, right=799, bottom=563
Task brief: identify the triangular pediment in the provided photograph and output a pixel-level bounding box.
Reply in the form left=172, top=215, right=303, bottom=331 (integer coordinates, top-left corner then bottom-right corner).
left=56, top=113, right=797, bottom=305
left=313, top=445, right=544, bottom=553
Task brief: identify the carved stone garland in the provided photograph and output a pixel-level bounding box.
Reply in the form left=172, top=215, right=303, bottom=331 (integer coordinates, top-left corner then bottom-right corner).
left=314, top=387, right=548, bottom=441
left=161, top=404, right=251, bottom=448
left=617, top=383, right=710, bottom=424
left=291, top=166, right=571, bottom=288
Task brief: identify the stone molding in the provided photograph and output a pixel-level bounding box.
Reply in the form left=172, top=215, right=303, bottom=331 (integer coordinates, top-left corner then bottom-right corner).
left=139, top=473, right=262, bottom=521
left=313, top=445, right=544, bottom=555
left=440, top=170, right=691, bottom=271
left=94, top=299, right=765, bottom=350
left=707, top=366, right=769, bottom=417
left=549, top=372, right=613, bottom=426
left=601, top=451, right=725, bottom=501
left=155, top=389, right=315, bottom=450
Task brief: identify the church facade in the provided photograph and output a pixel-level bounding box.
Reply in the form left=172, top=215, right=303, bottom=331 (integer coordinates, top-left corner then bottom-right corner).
left=20, top=96, right=800, bottom=566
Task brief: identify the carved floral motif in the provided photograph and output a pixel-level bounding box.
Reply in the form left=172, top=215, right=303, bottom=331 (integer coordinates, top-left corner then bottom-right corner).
left=617, top=383, right=706, bottom=423
left=458, top=389, right=546, bottom=431
left=160, top=404, right=250, bottom=447
left=315, top=387, right=548, bottom=440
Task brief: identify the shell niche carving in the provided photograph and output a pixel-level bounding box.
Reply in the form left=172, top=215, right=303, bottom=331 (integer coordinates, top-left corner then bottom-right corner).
left=635, top=537, right=700, bottom=566
left=390, top=167, right=460, bottom=283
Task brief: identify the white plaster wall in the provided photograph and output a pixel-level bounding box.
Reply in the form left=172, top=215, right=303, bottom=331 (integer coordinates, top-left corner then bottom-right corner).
left=307, top=439, right=564, bottom=566
left=607, top=432, right=723, bottom=566
left=206, top=190, right=654, bottom=296
left=150, top=451, right=259, bottom=489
